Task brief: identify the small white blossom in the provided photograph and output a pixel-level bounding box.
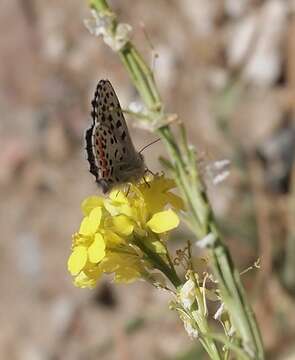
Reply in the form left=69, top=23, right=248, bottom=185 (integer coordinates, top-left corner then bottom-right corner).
left=84, top=10, right=110, bottom=36
left=206, top=159, right=231, bottom=185
left=128, top=101, right=147, bottom=114
left=214, top=303, right=225, bottom=321
left=212, top=170, right=230, bottom=185
left=212, top=159, right=231, bottom=170
left=183, top=318, right=199, bottom=339
left=179, top=278, right=196, bottom=310
left=84, top=10, right=132, bottom=51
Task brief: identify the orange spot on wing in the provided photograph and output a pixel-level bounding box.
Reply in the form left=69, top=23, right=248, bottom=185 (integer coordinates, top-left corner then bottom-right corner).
left=97, top=138, right=109, bottom=177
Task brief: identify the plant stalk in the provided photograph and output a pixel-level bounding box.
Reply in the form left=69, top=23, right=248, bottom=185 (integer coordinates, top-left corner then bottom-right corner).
left=88, top=1, right=265, bottom=358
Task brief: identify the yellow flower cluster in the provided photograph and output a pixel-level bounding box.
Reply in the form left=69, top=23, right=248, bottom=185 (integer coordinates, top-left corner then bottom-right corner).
left=68, top=176, right=183, bottom=288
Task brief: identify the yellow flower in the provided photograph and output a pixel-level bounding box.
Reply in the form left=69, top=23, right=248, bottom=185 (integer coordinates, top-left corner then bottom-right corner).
left=68, top=175, right=183, bottom=288
left=79, top=207, right=102, bottom=236
left=147, top=209, right=180, bottom=233
left=138, top=175, right=184, bottom=214
left=68, top=246, right=88, bottom=275
left=100, top=252, right=143, bottom=283
left=112, top=215, right=134, bottom=236
left=104, top=190, right=133, bottom=217
left=67, top=233, right=106, bottom=274
left=81, top=196, right=104, bottom=216
left=88, top=233, right=106, bottom=263
left=74, top=268, right=102, bottom=288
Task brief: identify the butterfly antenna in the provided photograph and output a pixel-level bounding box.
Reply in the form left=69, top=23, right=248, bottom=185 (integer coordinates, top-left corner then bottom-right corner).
left=139, top=138, right=161, bottom=153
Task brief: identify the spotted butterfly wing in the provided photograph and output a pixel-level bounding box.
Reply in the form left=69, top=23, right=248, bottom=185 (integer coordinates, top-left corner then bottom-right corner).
left=86, top=79, right=145, bottom=193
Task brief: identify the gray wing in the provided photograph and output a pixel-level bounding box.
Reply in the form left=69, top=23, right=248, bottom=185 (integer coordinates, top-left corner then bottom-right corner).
left=86, top=79, right=145, bottom=192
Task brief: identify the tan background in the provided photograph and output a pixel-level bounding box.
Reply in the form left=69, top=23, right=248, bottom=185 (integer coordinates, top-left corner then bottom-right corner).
left=1, top=0, right=295, bottom=359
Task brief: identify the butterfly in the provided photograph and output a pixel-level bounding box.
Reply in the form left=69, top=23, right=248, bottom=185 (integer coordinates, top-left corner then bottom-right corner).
left=85, top=79, right=145, bottom=193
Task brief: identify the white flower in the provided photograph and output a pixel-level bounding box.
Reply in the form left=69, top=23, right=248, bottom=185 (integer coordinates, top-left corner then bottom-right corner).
left=183, top=319, right=199, bottom=339
left=212, top=170, right=230, bottom=185
left=128, top=101, right=146, bottom=114
left=84, top=10, right=110, bottom=36
left=214, top=303, right=225, bottom=321
left=179, top=278, right=196, bottom=310
left=211, top=159, right=231, bottom=170
left=206, top=159, right=231, bottom=185
left=108, top=23, right=132, bottom=51
left=84, top=10, right=132, bottom=51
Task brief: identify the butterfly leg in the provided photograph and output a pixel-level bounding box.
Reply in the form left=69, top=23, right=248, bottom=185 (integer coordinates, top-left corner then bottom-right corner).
left=125, top=184, right=131, bottom=197
left=142, top=175, right=151, bottom=188
left=145, top=168, right=156, bottom=176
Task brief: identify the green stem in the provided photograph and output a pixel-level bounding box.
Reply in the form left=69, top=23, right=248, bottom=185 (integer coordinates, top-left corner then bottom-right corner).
left=205, top=332, right=251, bottom=360
left=119, top=45, right=162, bottom=110
left=211, top=244, right=264, bottom=359
left=133, top=236, right=182, bottom=288
left=89, top=0, right=108, bottom=12
left=177, top=306, right=222, bottom=360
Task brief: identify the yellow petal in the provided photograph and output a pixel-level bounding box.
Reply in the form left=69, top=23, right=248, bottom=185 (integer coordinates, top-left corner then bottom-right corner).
left=139, top=176, right=181, bottom=214
left=68, top=246, right=87, bottom=275
left=99, top=252, right=143, bottom=283
left=104, top=200, right=120, bottom=216
left=109, top=190, right=128, bottom=203
left=81, top=196, right=104, bottom=216
left=131, top=198, right=147, bottom=224
left=105, top=190, right=134, bottom=217
left=112, top=215, right=134, bottom=236
left=104, top=199, right=133, bottom=218
left=100, top=253, right=120, bottom=273
left=114, top=267, right=141, bottom=283
left=88, top=233, right=106, bottom=263
left=103, top=230, right=125, bottom=246
left=119, top=204, right=133, bottom=217
left=79, top=207, right=102, bottom=236
left=74, top=269, right=101, bottom=288
left=147, top=209, right=179, bottom=233
left=88, top=207, right=102, bottom=229
left=166, top=192, right=185, bottom=210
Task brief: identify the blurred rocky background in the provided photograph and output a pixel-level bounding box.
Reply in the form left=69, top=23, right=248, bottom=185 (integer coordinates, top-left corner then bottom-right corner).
left=1, top=0, right=295, bottom=359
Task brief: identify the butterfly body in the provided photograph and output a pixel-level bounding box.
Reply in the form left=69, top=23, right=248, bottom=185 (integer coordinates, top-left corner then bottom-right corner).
left=86, top=80, right=145, bottom=193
